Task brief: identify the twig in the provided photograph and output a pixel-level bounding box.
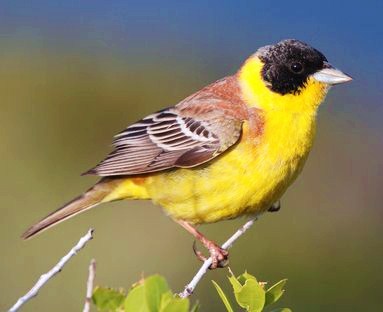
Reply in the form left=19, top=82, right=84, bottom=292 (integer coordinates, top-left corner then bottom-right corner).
left=9, top=229, right=94, bottom=312
left=179, top=218, right=257, bottom=298
left=83, top=259, right=96, bottom=312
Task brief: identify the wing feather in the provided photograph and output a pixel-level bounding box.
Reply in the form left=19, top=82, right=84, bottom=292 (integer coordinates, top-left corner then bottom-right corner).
left=84, top=76, right=252, bottom=176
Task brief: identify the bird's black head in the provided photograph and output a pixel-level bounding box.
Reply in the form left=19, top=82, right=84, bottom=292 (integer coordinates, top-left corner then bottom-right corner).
left=257, top=39, right=328, bottom=95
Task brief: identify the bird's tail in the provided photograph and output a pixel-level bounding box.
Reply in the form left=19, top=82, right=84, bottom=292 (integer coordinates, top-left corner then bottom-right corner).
left=22, top=178, right=124, bottom=239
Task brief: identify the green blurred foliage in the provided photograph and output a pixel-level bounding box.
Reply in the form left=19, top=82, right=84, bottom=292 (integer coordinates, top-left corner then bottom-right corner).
left=93, top=287, right=126, bottom=311
left=92, top=275, right=194, bottom=312
left=92, top=271, right=289, bottom=312
left=213, top=270, right=289, bottom=312
left=0, top=38, right=382, bottom=311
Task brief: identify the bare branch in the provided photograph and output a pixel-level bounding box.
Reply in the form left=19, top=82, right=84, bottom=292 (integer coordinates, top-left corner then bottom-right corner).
left=83, top=258, right=96, bottom=312
left=179, top=218, right=257, bottom=298
left=9, top=229, right=94, bottom=312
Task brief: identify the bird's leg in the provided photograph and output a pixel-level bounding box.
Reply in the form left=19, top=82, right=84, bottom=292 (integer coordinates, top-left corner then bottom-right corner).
left=268, top=200, right=281, bottom=212
left=175, top=220, right=228, bottom=269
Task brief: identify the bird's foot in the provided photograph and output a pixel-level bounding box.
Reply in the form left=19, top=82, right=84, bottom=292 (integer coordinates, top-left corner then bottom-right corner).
left=175, top=219, right=229, bottom=269
left=192, top=240, right=229, bottom=269
left=268, top=200, right=281, bottom=212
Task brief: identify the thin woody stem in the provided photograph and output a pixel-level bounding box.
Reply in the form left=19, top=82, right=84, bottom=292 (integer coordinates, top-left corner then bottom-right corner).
left=83, top=259, right=96, bottom=312
left=8, top=229, right=94, bottom=312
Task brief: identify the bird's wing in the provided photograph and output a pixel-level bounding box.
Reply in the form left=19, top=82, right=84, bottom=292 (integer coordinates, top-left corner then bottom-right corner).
left=84, top=78, right=251, bottom=176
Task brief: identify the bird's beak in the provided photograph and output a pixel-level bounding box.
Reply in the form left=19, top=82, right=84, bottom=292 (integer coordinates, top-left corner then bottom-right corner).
left=313, top=62, right=352, bottom=85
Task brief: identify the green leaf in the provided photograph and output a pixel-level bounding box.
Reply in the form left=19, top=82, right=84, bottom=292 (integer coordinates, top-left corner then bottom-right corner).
left=144, top=275, right=170, bottom=311
left=159, top=291, right=189, bottom=312
left=124, top=275, right=170, bottom=312
left=270, top=308, right=292, bottom=312
left=238, top=271, right=257, bottom=284
left=235, top=279, right=265, bottom=312
left=92, top=286, right=125, bottom=312
left=212, top=280, right=234, bottom=312
left=265, top=279, right=288, bottom=307
left=228, top=270, right=266, bottom=312
left=124, top=283, right=149, bottom=312
left=228, top=273, right=243, bottom=293
left=159, top=291, right=173, bottom=308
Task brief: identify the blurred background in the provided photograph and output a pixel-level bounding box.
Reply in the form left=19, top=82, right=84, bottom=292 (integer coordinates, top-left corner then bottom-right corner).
left=1, top=1, right=382, bottom=311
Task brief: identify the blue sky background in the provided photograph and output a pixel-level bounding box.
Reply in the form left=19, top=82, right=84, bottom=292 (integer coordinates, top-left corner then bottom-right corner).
left=1, top=0, right=382, bottom=127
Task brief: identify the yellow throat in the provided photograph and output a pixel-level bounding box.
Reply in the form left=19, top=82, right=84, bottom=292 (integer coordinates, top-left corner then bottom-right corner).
left=239, top=56, right=329, bottom=157
left=239, top=56, right=328, bottom=113
left=238, top=56, right=329, bottom=183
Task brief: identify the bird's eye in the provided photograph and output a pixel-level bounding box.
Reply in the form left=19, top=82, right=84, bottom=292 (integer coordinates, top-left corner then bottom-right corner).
left=290, top=62, right=304, bottom=74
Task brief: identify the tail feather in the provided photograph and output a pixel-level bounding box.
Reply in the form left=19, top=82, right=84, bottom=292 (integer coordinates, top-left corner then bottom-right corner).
left=22, top=178, right=121, bottom=239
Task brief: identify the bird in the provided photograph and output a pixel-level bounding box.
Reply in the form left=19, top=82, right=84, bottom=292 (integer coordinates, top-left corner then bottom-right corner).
left=22, top=39, right=352, bottom=269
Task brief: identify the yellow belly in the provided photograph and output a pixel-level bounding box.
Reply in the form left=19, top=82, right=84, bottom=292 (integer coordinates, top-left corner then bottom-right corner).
left=113, top=110, right=316, bottom=224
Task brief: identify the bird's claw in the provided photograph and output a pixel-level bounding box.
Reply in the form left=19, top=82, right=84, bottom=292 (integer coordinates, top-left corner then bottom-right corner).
left=192, top=240, right=229, bottom=269
left=192, top=241, right=208, bottom=262
left=268, top=200, right=281, bottom=212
